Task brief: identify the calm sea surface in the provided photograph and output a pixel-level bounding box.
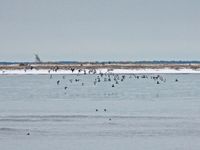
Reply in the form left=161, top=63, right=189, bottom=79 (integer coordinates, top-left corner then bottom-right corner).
left=0, top=74, right=200, bottom=150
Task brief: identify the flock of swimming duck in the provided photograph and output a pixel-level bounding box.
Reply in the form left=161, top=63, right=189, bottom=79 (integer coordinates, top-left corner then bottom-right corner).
left=50, top=68, right=179, bottom=97
left=26, top=68, right=179, bottom=136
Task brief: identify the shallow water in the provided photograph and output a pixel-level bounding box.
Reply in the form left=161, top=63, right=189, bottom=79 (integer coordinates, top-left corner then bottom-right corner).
left=0, top=74, right=200, bottom=150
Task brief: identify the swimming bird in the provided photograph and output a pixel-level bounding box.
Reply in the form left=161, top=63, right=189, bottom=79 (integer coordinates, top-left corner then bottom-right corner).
left=75, top=79, right=80, bottom=82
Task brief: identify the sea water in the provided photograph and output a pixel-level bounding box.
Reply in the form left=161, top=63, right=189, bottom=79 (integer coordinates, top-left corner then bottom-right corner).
left=0, top=74, right=200, bottom=150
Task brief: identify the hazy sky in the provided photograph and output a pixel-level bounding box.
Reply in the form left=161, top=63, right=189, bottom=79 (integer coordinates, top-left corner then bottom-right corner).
left=0, top=0, right=199, bottom=61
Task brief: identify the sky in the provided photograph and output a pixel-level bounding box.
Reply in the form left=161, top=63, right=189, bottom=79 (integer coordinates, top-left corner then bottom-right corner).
left=0, top=0, right=200, bottom=62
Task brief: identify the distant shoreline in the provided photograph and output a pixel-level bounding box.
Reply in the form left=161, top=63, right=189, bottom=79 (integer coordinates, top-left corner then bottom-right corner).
left=0, top=63, right=200, bottom=74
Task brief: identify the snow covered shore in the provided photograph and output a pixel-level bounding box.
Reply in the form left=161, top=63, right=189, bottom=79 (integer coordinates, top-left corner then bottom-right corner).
left=1, top=68, right=200, bottom=75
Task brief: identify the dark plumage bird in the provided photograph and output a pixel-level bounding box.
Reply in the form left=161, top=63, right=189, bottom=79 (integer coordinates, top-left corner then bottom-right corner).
left=104, top=109, right=107, bottom=112
left=71, top=68, right=75, bottom=72
left=57, top=80, right=60, bottom=85
left=75, top=79, right=79, bottom=82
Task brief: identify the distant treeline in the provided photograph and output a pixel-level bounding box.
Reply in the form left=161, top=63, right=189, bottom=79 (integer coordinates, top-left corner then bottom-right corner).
left=0, top=61, right=78, bottom=65
left=0, top=61, right=200, bottom=65
left=133, top=61, right=200, bottom=64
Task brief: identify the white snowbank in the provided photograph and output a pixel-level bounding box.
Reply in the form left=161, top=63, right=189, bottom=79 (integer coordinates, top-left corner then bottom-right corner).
left=1, top=68, right=200, bottom=75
